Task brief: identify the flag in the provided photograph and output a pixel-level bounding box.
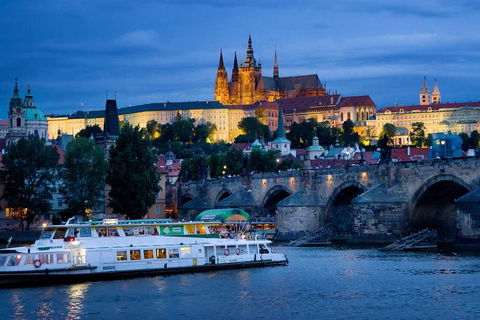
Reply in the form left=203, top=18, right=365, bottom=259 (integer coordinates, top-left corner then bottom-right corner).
left=6, top=236, right=12, bottom=248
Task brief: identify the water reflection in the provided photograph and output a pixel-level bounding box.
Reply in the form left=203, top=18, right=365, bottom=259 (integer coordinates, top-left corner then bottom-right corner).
left=36, top=287, right=55, bottom=319
left=65, top=283, right=90, bottom=320
left=11, top=291, right=26, bottom=320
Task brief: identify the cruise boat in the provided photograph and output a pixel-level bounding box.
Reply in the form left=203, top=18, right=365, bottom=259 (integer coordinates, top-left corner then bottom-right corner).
left=0, top=218, right=288, bottom=287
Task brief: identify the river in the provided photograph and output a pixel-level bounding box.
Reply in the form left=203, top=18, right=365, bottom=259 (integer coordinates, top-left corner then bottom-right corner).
left=2, top=246, right=480, bottom=320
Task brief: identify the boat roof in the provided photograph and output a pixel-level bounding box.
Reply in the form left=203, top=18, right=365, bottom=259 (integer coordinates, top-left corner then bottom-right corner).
left=195, top=209, right=251, bottom=223
left=44, top=219, right=223, bottom=228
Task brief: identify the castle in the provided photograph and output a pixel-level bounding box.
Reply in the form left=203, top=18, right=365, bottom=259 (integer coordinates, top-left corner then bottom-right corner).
left=420, top=76, right=441, bottom=105
left=214, top=35, right=327, bottom=105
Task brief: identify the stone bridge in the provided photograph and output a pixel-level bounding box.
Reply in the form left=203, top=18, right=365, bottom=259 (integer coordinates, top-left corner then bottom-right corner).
left=179, top=158, right=480, bottom=243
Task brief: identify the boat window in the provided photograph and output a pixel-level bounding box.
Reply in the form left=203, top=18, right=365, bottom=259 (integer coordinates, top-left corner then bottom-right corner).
left=123, top=227, right=134, bottom=236
left=79, top=227, right=92, bottom=237
left=57, top=253, right=70, bottom=264
left=0, top=256, right=8, bottom=266
left=107, top=228, right=119, bottom=237
left=255, top=224, right=264, bottom=230
left=53, top=228, right=68, bottom=239
left=196, top=225, right=206, bottom=234
left=185, top=225, right=195, bottom=234
left=7, top=255, right=23, bottom=266
left=40, top=229, right=54, bottom=239
left=168, top=248, right=179, bottom=259
left=180, top=247, right=191, bottom=258
left=259, top=244, right=269, bottom=254
left=117, top=251, right=127, bottom=261
left=208, top=225, right=220, bottom=234
left=143, top=250, right=153, bottom=259
left=39, top=254, right=54, bottom=264
left=96, top=228, right=107, bottom=237
left=24, top=255, right=35, bottom=265
left=130, top=250, right=141, bottom=261
left=156, top=249, right=166, bottom=259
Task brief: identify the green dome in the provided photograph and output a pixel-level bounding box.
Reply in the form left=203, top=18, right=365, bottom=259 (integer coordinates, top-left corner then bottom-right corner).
left=25, top=108, right=46, bottom=121
left=252, top=139, right=261, bottom=148
left=308, top=145, right=325, bottom=152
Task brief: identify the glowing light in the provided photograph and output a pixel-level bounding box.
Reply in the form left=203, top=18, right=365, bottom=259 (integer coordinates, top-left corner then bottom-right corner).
left=42, top=223, right=47, bottom=228
left=362, top=172, right=368, bottom=179
left=327, top=174, right=333, bottom=182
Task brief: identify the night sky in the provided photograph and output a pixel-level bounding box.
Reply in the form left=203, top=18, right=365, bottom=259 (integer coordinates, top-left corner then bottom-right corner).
left=1, top=0, right=480, bottom=117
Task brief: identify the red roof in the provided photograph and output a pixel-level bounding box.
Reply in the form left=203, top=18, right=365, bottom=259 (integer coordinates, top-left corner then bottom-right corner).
left=0, top=120, right=9, bottom=126
left=338, top=95, right=376, bottom=108
left=378, top=102, right=480, bottom=114
left=156, top=156, right=181, bottom=177
left=52, top=145, right=65, bottom=164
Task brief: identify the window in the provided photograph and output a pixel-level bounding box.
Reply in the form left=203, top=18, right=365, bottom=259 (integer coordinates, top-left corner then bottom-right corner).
left=144, top=250, right=154, bottom=259
left=180, top=247, right=191, bottom=258
left=107, top=228, right=119, bottom=237
left=53, top=228, right=67, bottom=239
left=79, top=227, right=92, bottom=237
left=155, top=205, right=160, bottom=214
left=57, top=253, right=70, bottom=264
left=156, top=248, right=167, bottom=259
left=58, top=199, right=63, bottom=207
left=40, top=230, right=54, bottom=239
left=16, top=117, right=21, bottom=127
left=0, top=256, right=8, bottom=266
left=169, top=248, right=179, bottom=259
left=130, top=250, right=141, bottom=260
left=117, top=251, right=127, bottom=261
left=7, top=255, right=22, bottom=266
left=39, top=254, right=54, bottom=264
left=24, top=255, right=35, bottom=265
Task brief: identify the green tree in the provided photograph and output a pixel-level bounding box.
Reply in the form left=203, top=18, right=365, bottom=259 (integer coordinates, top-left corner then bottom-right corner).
left=469, top=130, right=480, bottom=149
left=0, top=136, right=59, bottom=227
left=224, top=147, right=243, bottom=175
left=157, top=123, right=174, bottom=143
left=459, top=133, right=469, bottom=151
left=410, top=122, right=426, bottom=147
left=342, top=119, right=355, bottom=146
left=380, top=123, right=397, bottom=139
left=236, top=117, right=270, bottom=142
left=107, top=125, right=160, bottom=219
left=173, top=116, right=195, bottom=143
left=76, top=124, right=103, bottom=139
left=60, top=137, right=107, bottom=219
left=146, top=120, right=160, bottom=139
left=194, top=122, right=217, bottom=143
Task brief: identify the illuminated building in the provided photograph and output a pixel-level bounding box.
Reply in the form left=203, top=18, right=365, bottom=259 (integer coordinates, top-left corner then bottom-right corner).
left=214, top=35, right=326, bottom=105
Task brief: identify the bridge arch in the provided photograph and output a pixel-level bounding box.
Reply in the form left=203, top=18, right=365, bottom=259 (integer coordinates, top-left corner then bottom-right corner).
left=261, top=185, right=293, bottom=218
left=324, top=181, right=367, bottom=233
left=180, top=194, right=193, bottom=206
left=214, top=188, right=233, bottom=206
left=409, top=174, right=471, bottom=236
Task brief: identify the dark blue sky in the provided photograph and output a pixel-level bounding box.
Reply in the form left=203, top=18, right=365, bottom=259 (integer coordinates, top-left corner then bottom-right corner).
left=1, top=0, right=480, bottom=117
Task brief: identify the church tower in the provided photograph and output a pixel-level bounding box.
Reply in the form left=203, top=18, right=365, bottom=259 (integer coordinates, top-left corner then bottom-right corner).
left=420, top=76, right=432, bottom=105
left=7, top=78, right=27, bottom=142
left=238, top=34, right=262, bottom=105
left=231, top=51, right=239, bottom=82
left=214, top=50, right=229, bottom=104
left=273, top=49, right=279, bottom=81
left=432, top=78, right=441, bottom=104
left=271, top=102, right=291, bottom=156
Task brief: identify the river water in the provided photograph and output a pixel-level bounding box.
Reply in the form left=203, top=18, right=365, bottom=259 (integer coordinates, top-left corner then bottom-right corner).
left=2, top=246, right=480, bottom=320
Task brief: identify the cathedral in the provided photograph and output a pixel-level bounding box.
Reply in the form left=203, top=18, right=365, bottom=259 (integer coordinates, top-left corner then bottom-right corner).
left=6, top=79, right=48, bottom=143
left=214, top=35, right=327, bottom=105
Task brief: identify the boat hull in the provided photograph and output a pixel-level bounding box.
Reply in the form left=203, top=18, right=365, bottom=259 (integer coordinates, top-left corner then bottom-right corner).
left=0, top=259, right=287, bottom=288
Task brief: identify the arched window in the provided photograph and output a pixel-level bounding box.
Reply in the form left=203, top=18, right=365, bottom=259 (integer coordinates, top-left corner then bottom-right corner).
left=356, top=112, right=359, bottom=121
left=341, top=113, right=344, bottom=121
left=10, top=118, right=13, bottom=127
left=361, top=111, right=365, bottom=121
left=34, top=129, right=39, bottom=136
left=16, top=117, right=21, bottom=127
left=347, top=112, right=351, bottom=120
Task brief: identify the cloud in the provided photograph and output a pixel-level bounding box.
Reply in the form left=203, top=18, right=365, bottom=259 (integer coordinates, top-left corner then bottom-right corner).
left=112, top=30, right=162, bottom=49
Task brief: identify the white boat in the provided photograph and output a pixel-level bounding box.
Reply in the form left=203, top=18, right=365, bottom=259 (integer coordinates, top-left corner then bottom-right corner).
left=0, top=218, right=288, bottom=287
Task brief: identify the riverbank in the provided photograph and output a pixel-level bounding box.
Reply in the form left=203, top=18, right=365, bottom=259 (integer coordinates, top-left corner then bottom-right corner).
left=0, top=230, right=41, bottom=245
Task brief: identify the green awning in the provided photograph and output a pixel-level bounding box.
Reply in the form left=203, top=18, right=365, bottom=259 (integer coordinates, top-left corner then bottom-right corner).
left=194, top=209, right=251, bottom=223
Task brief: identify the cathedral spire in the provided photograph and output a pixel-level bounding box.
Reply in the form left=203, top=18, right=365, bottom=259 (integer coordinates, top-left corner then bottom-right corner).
left=276, top=102, right=286, bottom=139
left=231, top=51, right=239, bottom=82
left=432, top=78, right=441, bottom=104
left=273, top=49, right=279, bottom=80
left=218, top=49, right=225, bottom=70
left=244, top=33, right=256, bottom=67
left=420, top=76, right=429, bottom=93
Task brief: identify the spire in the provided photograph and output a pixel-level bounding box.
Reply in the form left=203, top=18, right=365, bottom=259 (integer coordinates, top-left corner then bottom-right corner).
left=273, top=49, right=279, bottom=80
left=421, top=76, right=429, bottom=93
left=432, top=78, right=440, bottom=94
left=432, top=78, right=441, bottom=104
left=24, top=81, right=34, bottom=106
left=9, top=78, right=22, bottom=110
left=218, top=49, right=225, bottom=70
left=231, top=51, right=239, bottom=82
left=12, top=78, right=21, bottom=99
left=276, top=102, right=286, bottom=139
left=244, top=34, right=256, bottom=67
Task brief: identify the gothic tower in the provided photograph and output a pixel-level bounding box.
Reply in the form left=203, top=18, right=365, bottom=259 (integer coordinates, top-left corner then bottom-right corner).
left=420, top=76, right=432, bottom=105
left=231, top=51, right=239, bottom=82
left=432, top=78, right=441, bottom=104
left=273, top=49, right=279, bottom=81
left=238, top=34, right=262, bottom=105
left=214, top=50, right=229, bottom=104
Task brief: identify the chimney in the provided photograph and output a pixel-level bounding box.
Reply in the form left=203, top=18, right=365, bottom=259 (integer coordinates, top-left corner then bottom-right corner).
left=407, top=146, right=411, bottom=156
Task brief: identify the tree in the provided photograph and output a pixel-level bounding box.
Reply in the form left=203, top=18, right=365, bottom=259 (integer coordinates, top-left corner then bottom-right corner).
left=76, top=124, right=103, bottom=139
left=0, top=135, right=59, bottom=227
left=237, top=117, right=269, bottom=142
left=459, top=133, right=469, bottom=151
left=380, top=123, right=396, bottom=139
left=223, top=147, right=243, bottom=176
left=469, top=130, right=480, bottom=149
left=410, top=122, right=426, bottom=147
left=60, top=137, right=107, bottom=219
left=173, top=117, right=195, bottom=143
left=146, top=120, right=160, bottom=139
left=342, top=119, right=355, bottom=146
left=157, top=123, right=174, bottom=143
left=194, top=122, right=217, bottom=143
left=107, top=125, right=160, bottom=219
